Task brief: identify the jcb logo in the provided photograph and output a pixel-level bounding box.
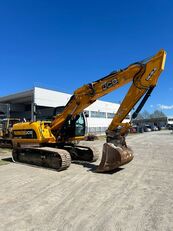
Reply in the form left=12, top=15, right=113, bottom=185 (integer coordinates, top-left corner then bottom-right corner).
left=25, top=131, right=33, bottom=135
left=102, top=79, right=118, bottom=90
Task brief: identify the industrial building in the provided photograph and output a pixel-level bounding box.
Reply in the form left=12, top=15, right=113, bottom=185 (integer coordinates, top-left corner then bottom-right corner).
left=0, top=87, right=129, bottom=134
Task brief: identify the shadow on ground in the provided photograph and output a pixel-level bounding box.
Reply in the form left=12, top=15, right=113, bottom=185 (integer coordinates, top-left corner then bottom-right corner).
left=1, top=157, right=124, bottom=174
left=0, top=157, right=13, bottom=166
left=1, top=157, right=13, bottom=162
left=72, top=160, right=124, bottom=174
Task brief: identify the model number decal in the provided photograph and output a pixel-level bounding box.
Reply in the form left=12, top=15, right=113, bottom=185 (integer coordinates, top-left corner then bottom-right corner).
left=102, top=78, right=118, bottom=90
left=13, top=129, right=37, bottom=139
left=146, top=67, right=157, bottom=81
left=13, top=130, right=33, bottom=136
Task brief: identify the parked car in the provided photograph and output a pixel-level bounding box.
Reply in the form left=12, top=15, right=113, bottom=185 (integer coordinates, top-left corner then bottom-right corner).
left=168, top=124, right=173, bottom=130
left=151, top=125, right=159, bottom=131
left=129, top=125, right=137, bottom=133
left=160, top=126, right=166, bottom=130
left=144, top=125, right=152, bottom=132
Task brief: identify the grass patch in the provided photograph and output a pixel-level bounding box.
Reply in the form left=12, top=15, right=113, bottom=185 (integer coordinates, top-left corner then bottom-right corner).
left=0, top=159, right=10, bottom=166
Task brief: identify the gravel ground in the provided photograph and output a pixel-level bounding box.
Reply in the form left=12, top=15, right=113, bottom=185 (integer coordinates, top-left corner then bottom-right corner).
left=0, top=130, right=173, bottom=231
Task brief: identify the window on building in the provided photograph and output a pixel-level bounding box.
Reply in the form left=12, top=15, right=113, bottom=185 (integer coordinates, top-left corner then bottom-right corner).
left=107, top=113, right=130, bottom=119
left=107, top=112, right=115, bottom=118
left=90, top=111, right=106, bottom=118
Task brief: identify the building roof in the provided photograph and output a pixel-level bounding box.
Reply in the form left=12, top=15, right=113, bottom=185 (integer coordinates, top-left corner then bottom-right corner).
left=0, top=87, right=119, bottom=110
left=0, top=89, right=33, bottom=104
left=0, top=87, right=70, bottom=107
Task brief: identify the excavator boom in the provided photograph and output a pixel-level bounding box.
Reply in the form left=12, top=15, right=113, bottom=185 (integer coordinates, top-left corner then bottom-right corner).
left=51, top=50, right=166, bottom=131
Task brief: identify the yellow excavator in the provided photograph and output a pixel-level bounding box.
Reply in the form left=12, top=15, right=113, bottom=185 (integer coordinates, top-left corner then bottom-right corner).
left=0, top=118, right=21, bottom=148
left=11, top=49, right=166, bottom=172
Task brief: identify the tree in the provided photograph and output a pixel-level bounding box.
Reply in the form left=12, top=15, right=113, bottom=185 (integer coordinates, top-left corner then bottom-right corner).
left=150, top=110, right=166, bottom=118
left=136, top=113, right=144, bottom=120
left=141, top=110, right=150, bottom=119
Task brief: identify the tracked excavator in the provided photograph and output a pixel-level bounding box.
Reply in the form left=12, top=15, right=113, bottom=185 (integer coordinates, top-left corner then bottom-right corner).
left=0, top=118, right=21, bottom=148
left=11, top=49, right=166, bottom=173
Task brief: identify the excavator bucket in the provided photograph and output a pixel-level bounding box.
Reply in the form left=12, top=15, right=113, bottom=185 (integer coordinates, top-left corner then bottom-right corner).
left=96, top=143, right=134, bottom=173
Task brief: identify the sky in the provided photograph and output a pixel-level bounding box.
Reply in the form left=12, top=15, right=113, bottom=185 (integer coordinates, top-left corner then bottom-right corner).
left=0, top=0, right=173, bottom=115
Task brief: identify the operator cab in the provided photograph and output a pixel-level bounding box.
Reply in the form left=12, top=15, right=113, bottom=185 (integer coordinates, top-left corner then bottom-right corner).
left=2, top=118, right=21, bottom=137
left=53, top=106, right=86, bottom=137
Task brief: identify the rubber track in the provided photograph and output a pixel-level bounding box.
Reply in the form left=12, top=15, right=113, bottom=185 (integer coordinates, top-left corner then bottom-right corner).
left=70, top=144, right=99, bottom=163
left=33, top=147, right=71, bottom=171
left=15, top=147, right=71, bottom=171
left=77, top=144, right=99, bottom=162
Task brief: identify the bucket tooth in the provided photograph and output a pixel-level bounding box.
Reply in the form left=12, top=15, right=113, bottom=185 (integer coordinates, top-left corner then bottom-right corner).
left=96, top=143, right=134, bottom=173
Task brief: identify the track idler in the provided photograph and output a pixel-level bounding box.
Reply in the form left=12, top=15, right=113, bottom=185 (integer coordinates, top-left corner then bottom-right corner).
left=96, top=143, right=133, bottom=173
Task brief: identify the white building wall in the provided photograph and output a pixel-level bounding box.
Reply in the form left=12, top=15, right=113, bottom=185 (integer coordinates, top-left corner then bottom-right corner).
left=34, top=87, right=120, bottom=114
left=34, top=87, right=71, bottom=107
left=84, top=100, right=130, bottom=134
left=85, top=100, right=119, bottom=132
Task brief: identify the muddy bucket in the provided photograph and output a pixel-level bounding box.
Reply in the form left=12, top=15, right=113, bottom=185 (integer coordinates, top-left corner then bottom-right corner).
left=96, top=143, right=134, bottom=173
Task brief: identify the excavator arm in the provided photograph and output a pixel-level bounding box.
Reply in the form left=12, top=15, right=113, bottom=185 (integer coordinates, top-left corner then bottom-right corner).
left=97, top=50, right=166, bottom=172
left=51, top=49, right=166, bottom=172
left=51, top=49, right=166, bottom=132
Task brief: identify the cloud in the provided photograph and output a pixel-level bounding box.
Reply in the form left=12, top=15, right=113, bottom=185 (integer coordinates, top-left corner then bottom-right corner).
left=158, top=104, right=173, bottom=110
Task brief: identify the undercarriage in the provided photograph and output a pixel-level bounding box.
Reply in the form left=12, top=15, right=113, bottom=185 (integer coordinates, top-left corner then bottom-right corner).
left=12, top=142, right=99, bottom=171
left=0, top=138, right=13, bottom=148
